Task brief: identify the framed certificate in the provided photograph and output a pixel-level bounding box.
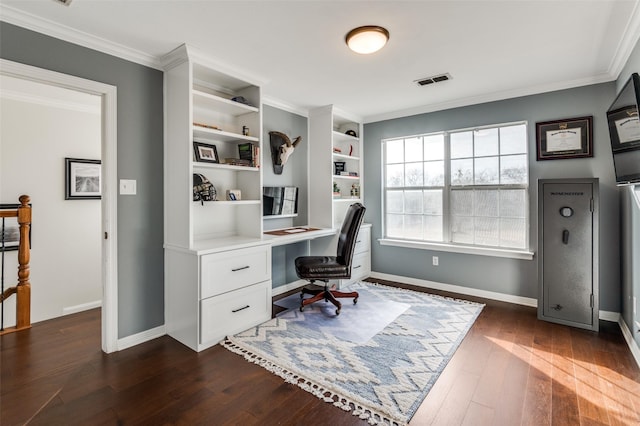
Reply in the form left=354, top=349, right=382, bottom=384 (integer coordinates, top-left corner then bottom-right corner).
left=606, top=106, right=640, bottom=153
left=536, top=116, right=593, bottom=160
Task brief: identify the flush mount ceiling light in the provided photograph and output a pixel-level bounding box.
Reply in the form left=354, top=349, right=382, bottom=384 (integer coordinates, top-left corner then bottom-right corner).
left=345, top=26, right=389, bottom=54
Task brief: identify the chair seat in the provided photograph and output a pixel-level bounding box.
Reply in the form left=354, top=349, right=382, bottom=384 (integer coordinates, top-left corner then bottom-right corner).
left=295, top=256, right=349, bottom=279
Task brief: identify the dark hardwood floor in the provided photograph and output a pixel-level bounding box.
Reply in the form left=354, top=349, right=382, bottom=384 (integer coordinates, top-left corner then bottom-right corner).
left=2, top=279, right=639, bottom=425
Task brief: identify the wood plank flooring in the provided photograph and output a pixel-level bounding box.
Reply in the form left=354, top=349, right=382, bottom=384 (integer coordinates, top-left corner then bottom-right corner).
left=2, top=279, right=639, bottom=425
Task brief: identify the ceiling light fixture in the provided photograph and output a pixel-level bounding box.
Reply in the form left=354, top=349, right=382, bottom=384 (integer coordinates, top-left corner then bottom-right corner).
left=345, top=26, right=389, bottom=54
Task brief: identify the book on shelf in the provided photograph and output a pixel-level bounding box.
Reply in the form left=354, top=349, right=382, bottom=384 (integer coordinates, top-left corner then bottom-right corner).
left=224, top=158, right=252, bottom=167
left=238, top=143, right=260, bottom=168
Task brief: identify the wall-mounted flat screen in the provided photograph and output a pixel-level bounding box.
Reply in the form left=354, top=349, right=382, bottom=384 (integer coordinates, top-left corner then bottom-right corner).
left=606, top=72, right=640, bottom=185
left=263, top=186, right=298, bottom=217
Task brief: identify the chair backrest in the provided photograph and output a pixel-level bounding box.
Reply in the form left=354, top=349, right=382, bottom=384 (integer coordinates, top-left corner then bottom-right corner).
left=336, top=203, right=366, bottom=272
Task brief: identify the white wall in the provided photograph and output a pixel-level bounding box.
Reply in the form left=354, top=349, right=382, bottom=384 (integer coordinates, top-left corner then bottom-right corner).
left=0, top=78, right=101, bottom=326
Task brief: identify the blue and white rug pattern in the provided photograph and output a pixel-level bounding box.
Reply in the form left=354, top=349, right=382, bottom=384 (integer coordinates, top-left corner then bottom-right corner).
left=223, top=281, right=484, bottom=426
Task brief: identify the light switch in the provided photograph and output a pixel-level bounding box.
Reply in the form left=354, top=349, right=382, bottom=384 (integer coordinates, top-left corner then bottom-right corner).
left=119, top=179, right=137, bottom=195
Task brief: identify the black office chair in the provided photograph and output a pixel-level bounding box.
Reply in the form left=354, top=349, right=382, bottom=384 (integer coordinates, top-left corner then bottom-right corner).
left=295, top=202, right=366, bottom=315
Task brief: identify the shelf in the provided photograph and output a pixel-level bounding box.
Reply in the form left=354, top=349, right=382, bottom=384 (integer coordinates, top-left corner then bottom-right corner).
left=333, top=174, right=360, bottom=180
left=193, top=126, right=259, bottom=143
left=193, top=89, right=259, bottom=116
left=192, top=161, right=260, bottom=172
left=263, top=213, right=298, bottom=220
left=333, top=130, right=359, bottom=143
left=332, top=153, right=360, bottom=161
left=193, top=200, right=260, bottom=206
left=333, top=197, right=361, bottom=203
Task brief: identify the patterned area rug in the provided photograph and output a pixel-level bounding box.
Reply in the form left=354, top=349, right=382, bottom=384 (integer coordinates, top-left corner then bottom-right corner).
left=222, top=282, right=484, bottom=425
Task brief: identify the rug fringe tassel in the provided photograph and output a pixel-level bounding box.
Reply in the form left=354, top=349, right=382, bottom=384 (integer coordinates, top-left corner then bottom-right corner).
left=222, top=339, right=406, bottom=426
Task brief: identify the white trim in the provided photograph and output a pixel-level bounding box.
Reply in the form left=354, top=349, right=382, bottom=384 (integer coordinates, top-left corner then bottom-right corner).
left=369, top=271, right=538, bottom=307
left=619, top=317, right=640, bottom=369
left=0, top=59, right=119, bottom=354
left=599, top=310, right=620, bottom=322
left=608, top=0, right=640, bottom=79
left=364, top=73, right=615, bottom=123
left=378, top=238, right=535, bottom=260
left=63, top=300, right=102, bottom=316
left=0, top=88, right=101, bottom=115
left=0, top=4, right=161, bottom=70
left=370, top=272, right=621, bottom=323
left=117, top=325, right=166, bottom=351
left=272, top=279, right=307, bottom=297
left=262, top=96, right=309, bottom=118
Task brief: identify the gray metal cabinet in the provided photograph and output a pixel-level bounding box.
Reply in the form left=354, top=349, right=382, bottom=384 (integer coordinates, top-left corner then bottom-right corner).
left=538, top=178, right=599, bottom=331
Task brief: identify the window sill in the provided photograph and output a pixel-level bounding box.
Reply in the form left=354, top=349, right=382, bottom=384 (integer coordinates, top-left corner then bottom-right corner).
left=378, top=238, right=535, bottom=260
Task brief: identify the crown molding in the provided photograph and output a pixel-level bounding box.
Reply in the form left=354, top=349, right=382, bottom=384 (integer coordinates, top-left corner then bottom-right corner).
left=0, top=4, right=162, bottom=70
left=607, top=0, right=640, bottom=79
left=262, top=95, right=309, bottom=118
left=364, top=73, right=615, bottom=124
left=1, top=87, right=100, bottom=115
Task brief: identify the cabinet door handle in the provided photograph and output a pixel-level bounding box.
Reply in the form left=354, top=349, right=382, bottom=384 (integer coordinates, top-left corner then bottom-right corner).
left=353, top=265, right=361, bottom=269
left=232, top=305, right=250, bottom=313
left=232, top=265, right=250, bottom=272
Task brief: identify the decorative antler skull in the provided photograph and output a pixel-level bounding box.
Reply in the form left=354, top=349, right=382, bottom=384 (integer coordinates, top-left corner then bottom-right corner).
left=269, top=131, right=302, bottom=175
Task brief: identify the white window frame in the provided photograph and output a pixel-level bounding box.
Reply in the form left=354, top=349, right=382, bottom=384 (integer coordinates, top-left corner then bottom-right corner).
left=379, top=121, right=534, bottom=260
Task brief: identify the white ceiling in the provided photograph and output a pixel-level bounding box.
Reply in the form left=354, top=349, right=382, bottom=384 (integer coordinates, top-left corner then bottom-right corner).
left=2, top=0, right=640, bottom=122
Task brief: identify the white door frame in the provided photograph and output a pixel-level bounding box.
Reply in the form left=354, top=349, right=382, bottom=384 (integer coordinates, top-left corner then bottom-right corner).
left=0, top=59, right=118, bottom=353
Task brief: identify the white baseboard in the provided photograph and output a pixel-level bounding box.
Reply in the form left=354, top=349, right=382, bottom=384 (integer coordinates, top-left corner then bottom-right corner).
left=369, top=271, right=538, bottom=307
left=272, top=279, right=307, bottom=296
left=618, top=317, right=640, bottom=369
left=599, top=310, right=620, bottom=322
left=62, top=300, right=102, bottom=316
left=117, top=324, right=166, bottom=351
left=368, top=272, right=620, bottom=323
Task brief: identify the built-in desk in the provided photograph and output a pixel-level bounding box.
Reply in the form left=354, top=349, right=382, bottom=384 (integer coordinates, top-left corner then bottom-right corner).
left=264, top=224, right=371, bottom=295
left=263, top=226, right=337, bottom=246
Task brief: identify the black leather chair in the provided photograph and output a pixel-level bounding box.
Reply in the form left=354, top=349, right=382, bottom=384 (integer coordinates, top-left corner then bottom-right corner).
left=295, top=202, right=366, bottom=315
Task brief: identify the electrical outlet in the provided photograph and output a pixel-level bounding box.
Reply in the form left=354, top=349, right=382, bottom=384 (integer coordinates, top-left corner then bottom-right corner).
left=432, top=256, right=439, bottom=266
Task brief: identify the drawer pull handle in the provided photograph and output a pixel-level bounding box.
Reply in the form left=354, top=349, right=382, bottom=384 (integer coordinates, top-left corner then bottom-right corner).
left=232, top=266, right=250, bottom=272
left=232, top=305, right=250, bottom=313
left=356, top=240, right=362, bottom=243
left=354, top=265, right=361, bottom=269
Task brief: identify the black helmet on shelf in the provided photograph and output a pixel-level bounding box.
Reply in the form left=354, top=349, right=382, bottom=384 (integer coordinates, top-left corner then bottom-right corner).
left=193, top=173, right=217, bottom=204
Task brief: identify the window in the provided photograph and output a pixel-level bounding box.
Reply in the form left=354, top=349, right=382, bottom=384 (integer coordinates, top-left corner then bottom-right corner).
left=383, top=122, right=529, bottom=252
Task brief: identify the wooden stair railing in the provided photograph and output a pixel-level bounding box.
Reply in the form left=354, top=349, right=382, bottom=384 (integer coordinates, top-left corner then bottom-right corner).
left=0, top=195, right=32, bottom=335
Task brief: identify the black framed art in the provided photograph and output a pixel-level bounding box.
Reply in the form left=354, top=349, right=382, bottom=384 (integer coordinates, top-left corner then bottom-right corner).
left=65, top=158, right=101, bottom=200
left=536, top=116, right=593, bottom=160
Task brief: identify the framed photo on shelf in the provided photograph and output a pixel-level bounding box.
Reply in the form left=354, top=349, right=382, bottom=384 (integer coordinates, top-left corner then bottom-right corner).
left=65, top=158, right=101, bottom=200
left=536, top=116, right=593, bottom=160
left=193, top=141, right=219, bottom=164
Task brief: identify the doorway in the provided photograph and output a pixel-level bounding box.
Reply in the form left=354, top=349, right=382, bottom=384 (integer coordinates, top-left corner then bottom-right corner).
left=0, top=59, right=118, bottom=353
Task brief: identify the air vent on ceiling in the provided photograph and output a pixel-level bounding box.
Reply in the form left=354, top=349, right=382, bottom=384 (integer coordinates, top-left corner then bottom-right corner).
left=415, top=73, right=452, bottom=86
left=53, top=0, right=73, bottom=6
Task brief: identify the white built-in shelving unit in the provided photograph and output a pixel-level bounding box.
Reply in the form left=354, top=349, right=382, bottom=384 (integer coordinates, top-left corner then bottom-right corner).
left=162, top=44, right=270, bottom=352
left=308, top=105, right=370, bottom=285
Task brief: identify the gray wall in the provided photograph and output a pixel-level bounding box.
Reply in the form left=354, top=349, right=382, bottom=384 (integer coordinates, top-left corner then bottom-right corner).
left=364, top=83, right=621, bottom=312
left=0, top=22, right=165, bottom=338
left=262, top=104, right=309, bottom=288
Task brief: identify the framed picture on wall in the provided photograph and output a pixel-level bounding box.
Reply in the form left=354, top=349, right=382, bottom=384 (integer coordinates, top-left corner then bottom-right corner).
left=65, top=158, right=102, bottom=200
left=535, top=116, right=593, bottom=160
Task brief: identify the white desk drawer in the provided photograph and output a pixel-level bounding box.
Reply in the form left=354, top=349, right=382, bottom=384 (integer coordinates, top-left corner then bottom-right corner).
left=351, top=251, right=371, bottom=281
left=200, top=280, right=271, bottom=344
left=201, top=245, right=270, bottom=299
left=354, top=226, right=370, bottom=254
